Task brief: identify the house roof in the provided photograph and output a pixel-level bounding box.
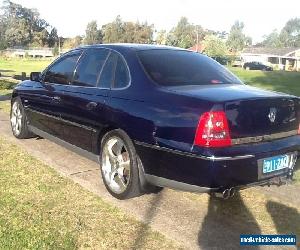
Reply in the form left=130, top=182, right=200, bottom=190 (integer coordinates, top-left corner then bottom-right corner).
left=187, top=43, right=205, bottom=52
left=242, top=47, right=300, bottom=56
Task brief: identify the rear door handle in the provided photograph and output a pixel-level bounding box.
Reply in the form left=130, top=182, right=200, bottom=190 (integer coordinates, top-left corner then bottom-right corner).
left=86, top=102, right=98, bottom=110
left=52, top=96, right=61, bottom=102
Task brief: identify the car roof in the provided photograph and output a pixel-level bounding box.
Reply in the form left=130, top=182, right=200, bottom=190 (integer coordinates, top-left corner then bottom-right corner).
left=78, top=43, right=187, bottom=52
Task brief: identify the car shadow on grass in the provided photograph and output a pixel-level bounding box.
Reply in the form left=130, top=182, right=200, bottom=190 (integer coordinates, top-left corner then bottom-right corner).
left=131, top=191, right=164, bottom=249
left=198, top=192, right=261, bottom=250
left=266, top=200, right=300, bottom=237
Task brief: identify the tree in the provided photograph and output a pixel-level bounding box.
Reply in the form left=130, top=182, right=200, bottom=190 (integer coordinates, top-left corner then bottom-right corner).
left=73, top=35, right=83, bottom=47
left=215, top=31, right=228, bottom=40
left=165, top=17, right=206, bottom=49
left=102, top=16, right=153, bottom=44
left=262, top=30, right=283, bottom=48
left=280, top=18, right=300, bottom=47
left=84, top=21, right=102, bottom=45
left=203, top=35, right=228, bottom=57
left=166, top=17, right=195, bottom=48
left=262, top=18, right=300, bottom=48
left=102, top=16, right=124, bottom=43
left=63, top=35, right=83, bottom=49
left=47, top=27, right=59, bottom=47
left=129, top=21, right=153, bottom=44
left=31, top=29, right=49, bottom=47
left=4, top=18, right=31, bottom=46
left=0, top=0, right=58, bottom=48
left=0, top=14, right=8, bottom=49
left=226, top=21, right=251, bottom=52
left=155, top=30, right=167, bottom=45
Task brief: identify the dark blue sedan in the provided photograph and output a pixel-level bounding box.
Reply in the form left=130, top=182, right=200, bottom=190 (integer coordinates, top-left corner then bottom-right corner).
left=10, top=44, right=299, bottom=199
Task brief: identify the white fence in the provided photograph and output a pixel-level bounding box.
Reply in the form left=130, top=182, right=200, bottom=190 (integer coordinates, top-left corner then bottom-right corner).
left=4, top=48, right=54, bottom=58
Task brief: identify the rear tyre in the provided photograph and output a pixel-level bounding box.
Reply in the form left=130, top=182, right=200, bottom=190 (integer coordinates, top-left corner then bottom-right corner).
left=10, top=97, right=34, bottom=139
left=100, top=129, right=143, bottom=199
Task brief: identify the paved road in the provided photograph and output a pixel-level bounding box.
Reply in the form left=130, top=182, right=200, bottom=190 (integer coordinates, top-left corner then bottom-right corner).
left=0, top=111, right=298, bottom=250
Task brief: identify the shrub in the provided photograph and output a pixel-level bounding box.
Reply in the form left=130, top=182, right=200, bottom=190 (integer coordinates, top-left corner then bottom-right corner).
left=0, top=78, right=18, bottom=89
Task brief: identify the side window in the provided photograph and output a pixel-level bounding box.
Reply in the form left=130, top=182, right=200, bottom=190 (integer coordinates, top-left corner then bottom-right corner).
left=44, top=52, right=81, bottom=84
left=99, top=52, right=117, bottom=88
left=72, top=48, right=109, bottom=87
left=114, top=55, right=130, bottom=88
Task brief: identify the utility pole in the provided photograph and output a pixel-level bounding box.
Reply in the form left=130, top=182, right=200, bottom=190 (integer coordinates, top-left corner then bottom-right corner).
left=196, top=31, right=199, bottom=52
left=58, top=36, right=61, bottom=55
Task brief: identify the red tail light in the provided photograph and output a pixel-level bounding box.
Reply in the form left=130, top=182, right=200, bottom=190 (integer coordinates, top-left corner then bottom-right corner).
left=194, top=111, right=231, bottom=147
left=298, top=123, right=300, bottom=134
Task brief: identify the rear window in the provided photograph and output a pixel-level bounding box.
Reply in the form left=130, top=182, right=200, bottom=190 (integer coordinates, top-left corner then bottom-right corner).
left=138, top=50, right=243, bottom=86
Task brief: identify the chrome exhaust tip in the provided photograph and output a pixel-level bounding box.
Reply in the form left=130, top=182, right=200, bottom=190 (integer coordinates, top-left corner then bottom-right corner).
left=222, top=189, right=230, bottom=199
left=229, top=187, right=235, bottom=198
left=213, top=188, right=234, bottom=199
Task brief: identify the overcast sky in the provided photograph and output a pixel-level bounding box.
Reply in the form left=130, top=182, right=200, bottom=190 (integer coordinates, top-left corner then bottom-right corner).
left=10, top=0, right=300, bottom=43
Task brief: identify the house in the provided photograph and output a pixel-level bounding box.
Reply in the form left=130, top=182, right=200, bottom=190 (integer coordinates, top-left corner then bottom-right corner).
left=240, top=47, right=300, bottom=71
left=4, top=48, right=54, bottom=58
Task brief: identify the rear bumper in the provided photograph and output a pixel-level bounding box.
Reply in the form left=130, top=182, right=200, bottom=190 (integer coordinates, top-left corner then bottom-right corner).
left=135, top=135, right=300, bottom=192
left=144, top=173, right=293, bottom=193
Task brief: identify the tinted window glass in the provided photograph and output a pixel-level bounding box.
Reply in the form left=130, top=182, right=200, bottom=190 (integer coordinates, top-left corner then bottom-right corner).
left=73, top=48, right=109, bottom=87
left=114, top=55, right=130, bottom=88
left=99, top=53, right=117, bottom=88
left=138, top=50, right=243, bottom=86
left=44, top=52, right=81, bottom=84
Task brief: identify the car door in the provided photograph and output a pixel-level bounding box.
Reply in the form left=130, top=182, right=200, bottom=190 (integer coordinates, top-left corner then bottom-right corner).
left=254, top=62, right=260, bottom=70
left=26, top=50, right=82, bottom=138
left=58, top=48, right=117, bottom=152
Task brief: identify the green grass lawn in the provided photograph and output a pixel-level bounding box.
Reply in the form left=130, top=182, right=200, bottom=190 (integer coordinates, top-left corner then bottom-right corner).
left=0, top=78, right=15, bottom=113
left=0, top=137, right=180, bottom=249
left=0, top=57, right=52, bottom=77
left=230, top=67, right=300, bottom=96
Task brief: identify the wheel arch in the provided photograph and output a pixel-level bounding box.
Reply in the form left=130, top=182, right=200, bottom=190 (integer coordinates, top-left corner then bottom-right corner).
left=94, top=125, right=118, bottom=155
left=11, top=91, right=18, bottom=102
left=96, top=126, right=150, bottom=192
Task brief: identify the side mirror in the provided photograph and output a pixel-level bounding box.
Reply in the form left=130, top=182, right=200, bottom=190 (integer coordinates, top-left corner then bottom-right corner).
left=30, top=72, right=41, bottom=82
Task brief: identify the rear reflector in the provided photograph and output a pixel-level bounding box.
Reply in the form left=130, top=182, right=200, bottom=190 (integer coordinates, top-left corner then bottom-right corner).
left=194, top=111, right=231, bottom=147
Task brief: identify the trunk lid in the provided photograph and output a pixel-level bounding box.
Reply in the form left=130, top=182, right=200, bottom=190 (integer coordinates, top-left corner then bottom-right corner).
left=226, top=97, right=299, bottom=140
left=164, top=84, right=300, bottom=141
left=163, top=84, right=290, bottom=102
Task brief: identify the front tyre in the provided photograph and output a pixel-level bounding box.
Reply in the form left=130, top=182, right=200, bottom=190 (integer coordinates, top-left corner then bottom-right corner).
left=100, top=129, right=142, bottom=199
left=10, top=97, right=34, bottom=139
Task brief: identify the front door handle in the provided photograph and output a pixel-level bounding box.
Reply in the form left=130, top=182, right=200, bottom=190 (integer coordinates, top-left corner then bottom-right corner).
left=86, top=102, right=98, bottom=110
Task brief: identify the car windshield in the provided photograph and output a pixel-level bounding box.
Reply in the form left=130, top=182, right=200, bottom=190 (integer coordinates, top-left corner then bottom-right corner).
left=138, top=49, right=243, bottom=86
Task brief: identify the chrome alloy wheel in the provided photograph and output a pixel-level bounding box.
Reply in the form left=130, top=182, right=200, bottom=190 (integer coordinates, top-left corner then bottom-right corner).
left=101, top=137, right=131, bottom=194
left=11, top=101, right=22, bottom=136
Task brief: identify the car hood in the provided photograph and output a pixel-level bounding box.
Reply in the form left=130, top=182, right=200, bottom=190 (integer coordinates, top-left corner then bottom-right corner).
left=163, top=84, right=293, bottom=103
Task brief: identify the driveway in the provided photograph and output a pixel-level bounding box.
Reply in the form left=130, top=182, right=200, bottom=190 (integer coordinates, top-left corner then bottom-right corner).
left=0, top=111, right=299, bottom=250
